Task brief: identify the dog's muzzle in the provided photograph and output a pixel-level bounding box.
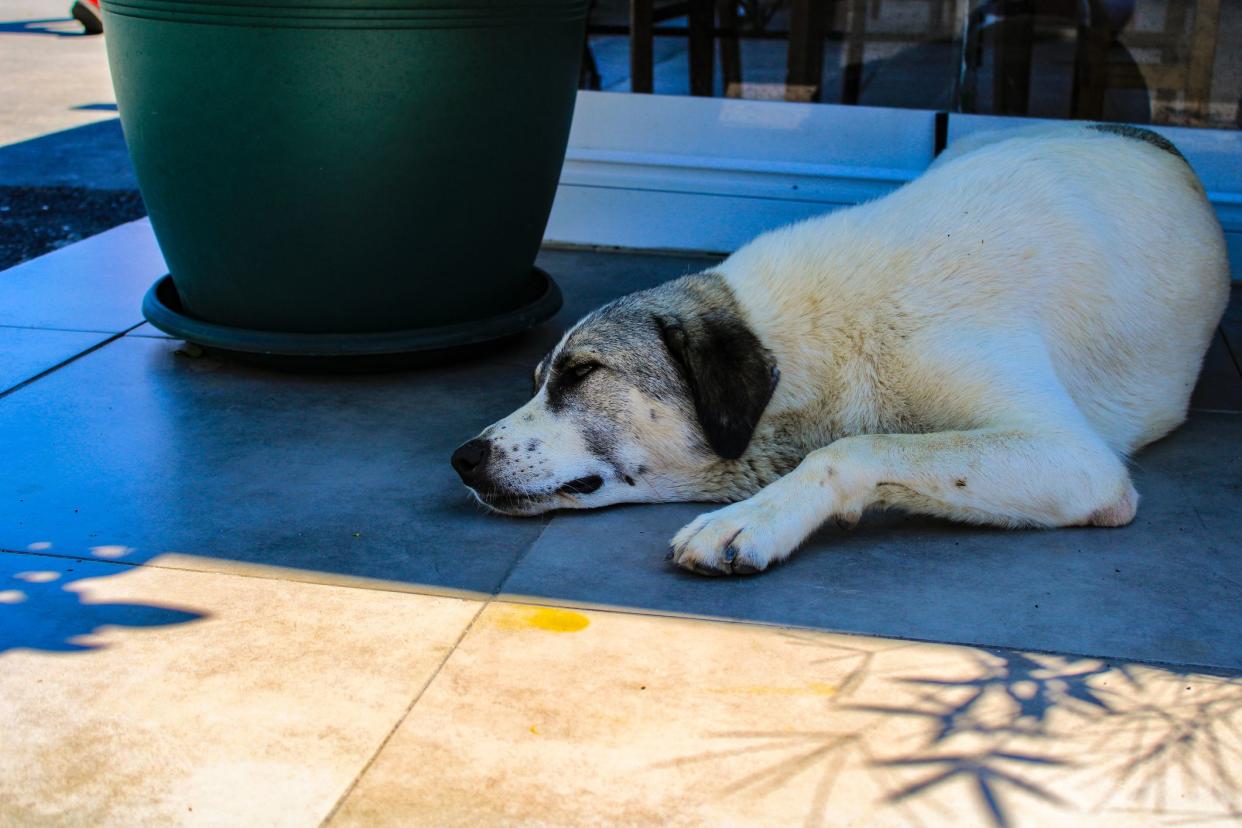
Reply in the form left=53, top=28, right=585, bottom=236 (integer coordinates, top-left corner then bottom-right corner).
left=450, top=438, right=606, bottom=510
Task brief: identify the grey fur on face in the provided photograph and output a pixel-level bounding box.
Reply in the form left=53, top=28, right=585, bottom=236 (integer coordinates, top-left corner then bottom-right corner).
left=451, top=272, right=784, bottom=515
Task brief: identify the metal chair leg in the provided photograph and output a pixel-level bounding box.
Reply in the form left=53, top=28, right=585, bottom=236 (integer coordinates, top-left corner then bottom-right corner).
left=718, top=0, right=743, bottom=95
left=687, top=0, right=716, bottom=96
left=787, top=0, right=830, bottom=101
left=630, top=0, right=655, bottom=93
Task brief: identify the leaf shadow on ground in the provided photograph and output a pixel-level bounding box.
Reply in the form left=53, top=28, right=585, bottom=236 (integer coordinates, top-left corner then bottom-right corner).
left=0, top=556, right=205, bottom=653
left=662, top=634, right=1242, bottom=827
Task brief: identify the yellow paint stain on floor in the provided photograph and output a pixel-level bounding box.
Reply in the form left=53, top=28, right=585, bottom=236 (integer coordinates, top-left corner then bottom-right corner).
left=490, top=605, right=590, bottom=633
left=713, top=682, right=839, bottom=697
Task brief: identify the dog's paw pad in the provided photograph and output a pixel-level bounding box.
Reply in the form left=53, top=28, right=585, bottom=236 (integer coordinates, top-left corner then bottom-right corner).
left=668, top=498, right=794, bottom=576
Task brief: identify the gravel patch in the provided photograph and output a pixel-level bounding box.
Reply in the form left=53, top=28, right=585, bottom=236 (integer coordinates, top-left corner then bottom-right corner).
left=0, top=185, right=145, bottom=270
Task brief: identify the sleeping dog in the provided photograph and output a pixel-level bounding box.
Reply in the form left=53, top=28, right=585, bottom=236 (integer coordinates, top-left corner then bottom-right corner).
left=451, top=124, right=1229, bottom=576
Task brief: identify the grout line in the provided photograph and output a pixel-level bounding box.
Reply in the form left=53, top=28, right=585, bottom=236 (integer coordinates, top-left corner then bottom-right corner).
left=318, top=600, right=489, bottom=826
left=8, top=543, right=1237, bottom=681
left=0, top=490, right=555, bottom=608
left=0, top=548, right=154, bottom=568
left=10, top=505, right=1242, bottom=681
left=0, top=323, right=128, bottom=334
left=489, top=514, right=559, bottom=598
left=318, top=518, right=559, bottom=823
left=1219, top=324, right=1242, bottom=380
left=0, top=546, right=491, bottom=603
left=0, top=322, right=144, bottom=400
left=5, top=542, right=1238, bottom=680
left=492, top=591, right=1242, bottom=678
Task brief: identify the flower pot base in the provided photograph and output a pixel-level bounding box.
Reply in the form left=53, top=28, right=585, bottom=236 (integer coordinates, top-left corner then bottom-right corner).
left=141, top=269, right=562, bottom=372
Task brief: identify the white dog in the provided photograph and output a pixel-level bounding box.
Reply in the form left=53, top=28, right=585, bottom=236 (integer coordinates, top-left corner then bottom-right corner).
left=451, top=123, right=1229, bottom=576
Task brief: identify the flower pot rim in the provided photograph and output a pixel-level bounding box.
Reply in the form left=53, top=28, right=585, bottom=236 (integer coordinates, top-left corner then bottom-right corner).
left=101, top=0, right=588, bottom=27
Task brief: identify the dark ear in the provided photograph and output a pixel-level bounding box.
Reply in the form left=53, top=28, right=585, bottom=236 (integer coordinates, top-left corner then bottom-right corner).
left=657, top=311, right=780, bottom=459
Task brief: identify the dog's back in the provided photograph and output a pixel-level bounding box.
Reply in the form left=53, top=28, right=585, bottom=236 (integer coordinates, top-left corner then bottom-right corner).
left=721, top=124, right=1230, bottom=455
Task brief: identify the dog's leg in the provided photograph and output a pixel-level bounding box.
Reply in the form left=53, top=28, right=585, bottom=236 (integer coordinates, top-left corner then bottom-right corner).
left=668, top=426, right=1137, bottom=575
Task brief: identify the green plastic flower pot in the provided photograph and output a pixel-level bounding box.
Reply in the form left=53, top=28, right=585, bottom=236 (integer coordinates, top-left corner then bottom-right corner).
left=101, top=0, right=586, bottom=360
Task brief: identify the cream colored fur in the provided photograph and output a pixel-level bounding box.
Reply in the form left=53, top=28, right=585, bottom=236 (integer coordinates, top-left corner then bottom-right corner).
left=668, top=124, right=1228, bottom=573
left=467, top=124, right=1229, bottom=575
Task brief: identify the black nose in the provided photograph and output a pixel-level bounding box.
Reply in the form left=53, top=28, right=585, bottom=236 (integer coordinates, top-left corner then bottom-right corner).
left=451, top=438, right=491, bottom=485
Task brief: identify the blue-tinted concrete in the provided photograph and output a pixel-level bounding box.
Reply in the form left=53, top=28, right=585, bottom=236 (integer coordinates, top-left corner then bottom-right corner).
left=0, top=326, right=112, bottom=392
left=1191, top=329, right=1242, bottom=411
left=0, top=239, right=719, bottom=596
left=0, top=236, right=1238, bottom=670
left=0, top=118, right=136, bottom=190
left=502, top=411, right=1242, bottom=671
left=0, top=219, right=161, bottom=332
left=0, top=335, right=552, bottom=595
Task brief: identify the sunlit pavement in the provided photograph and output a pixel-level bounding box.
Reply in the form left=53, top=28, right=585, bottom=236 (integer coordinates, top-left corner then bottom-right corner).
left=0, top=1, right=118, bottom=149
left=6, top=559, right=1242, bottom=827
left=3, top=3, right=1242, bottom=825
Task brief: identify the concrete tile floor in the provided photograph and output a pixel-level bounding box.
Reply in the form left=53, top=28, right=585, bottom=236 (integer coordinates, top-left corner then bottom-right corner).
left=0, top=550, right=482, bottom=825
left=0, top=326, right=112, bottom=392
left=329, top=603, right=1242, bottom=828
left=0, top=219, right=162, bottom=333
left=2, top=221, right=1241, bottom=825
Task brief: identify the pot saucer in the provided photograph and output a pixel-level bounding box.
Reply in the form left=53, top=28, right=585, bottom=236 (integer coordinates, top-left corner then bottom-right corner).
left=141, top=269, right=562, bottom=372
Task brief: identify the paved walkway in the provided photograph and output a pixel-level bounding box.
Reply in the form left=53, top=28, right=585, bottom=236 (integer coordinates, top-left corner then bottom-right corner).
left=1, top=222, right=1240, bottom=826
left=0, top=0, right=133, bottom=189
left=3, top=2, right=1241, bottom=823
left=0, top=1, right=116, bottom=146
left=0, top=1, right=140, bottom=269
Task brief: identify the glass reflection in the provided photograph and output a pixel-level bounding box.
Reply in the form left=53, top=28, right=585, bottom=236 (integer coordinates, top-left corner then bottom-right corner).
left=581, top=0, right=1239, bottom=129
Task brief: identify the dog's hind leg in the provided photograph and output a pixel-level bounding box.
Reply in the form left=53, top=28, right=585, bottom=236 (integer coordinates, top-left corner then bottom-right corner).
left=669, top=424, right=1136, bottom=576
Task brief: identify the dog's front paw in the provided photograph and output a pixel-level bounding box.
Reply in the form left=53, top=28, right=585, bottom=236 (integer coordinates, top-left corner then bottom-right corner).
left=668, top=495, right=802, bottom=576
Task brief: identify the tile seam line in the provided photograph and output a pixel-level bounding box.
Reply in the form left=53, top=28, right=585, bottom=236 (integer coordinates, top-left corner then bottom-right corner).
left=318, top=517, right=557, bottom=823
left=0, top=323, right=127, bottom=334
left=489, top=514, right=560, bottom=597
left=0, top=547, right=492, bottom=602
left=1, top=548, right=1235, bottom=677
left=0, top=503, right=556, bottom=603
left=318, top=600, right=489, bottom=826
left=492, top=593, right=1242, bottom=677
left=1219, top=324, right=1242, bottom=379
left=0, top=322, right=144, bottom=399
left=7, top=546, right=1235, bottom=677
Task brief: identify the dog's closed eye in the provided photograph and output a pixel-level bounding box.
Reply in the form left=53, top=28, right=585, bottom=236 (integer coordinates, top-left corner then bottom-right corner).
left=559, top=361, right=602, bottom=386
left=532, top=359, right=602, bottom=397
left=569, top=362, right=600, bottom=380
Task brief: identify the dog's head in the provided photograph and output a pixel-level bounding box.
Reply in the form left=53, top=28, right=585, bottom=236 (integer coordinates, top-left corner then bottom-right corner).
left=451, top=273, right=780, bottom=515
